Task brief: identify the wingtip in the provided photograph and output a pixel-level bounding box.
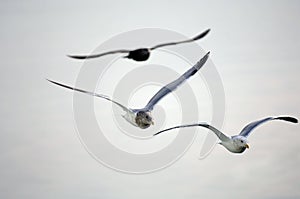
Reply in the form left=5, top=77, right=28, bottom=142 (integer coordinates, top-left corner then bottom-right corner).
left=45, top=79, right=65, bottom=88
left=66, top=54, right=74, bottom=58
left=289, top=117, right=298, bottom=123
left=204, top=51, right=210, bottom=58
left=45, top=78, right=52, bottom=83
left=204, top=28, right=211, bottom=34
left=197, top=51, right=210, bottom=65
left=46, top=78, right=58, bottom=85
left=67, top=54, right=87, bottom=59
left=277, top=116, right=298, bottom=123
left=153, top=132, right=161, bottom=136
left=193, top=28, right=211, bottom=40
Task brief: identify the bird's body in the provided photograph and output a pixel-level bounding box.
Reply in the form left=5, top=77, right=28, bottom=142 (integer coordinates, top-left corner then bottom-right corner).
left=48, top=52, right=210, bottom=129
left=154, top=116, right=298, bottom=153
left=68, top=29, right=210, bottom=62
left=125, top=48, right=150, bottom=61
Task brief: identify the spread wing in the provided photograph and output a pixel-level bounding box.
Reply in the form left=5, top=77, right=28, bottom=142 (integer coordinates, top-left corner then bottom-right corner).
left=150, top=29, right=210, bottom=50
left=153, top=122, right=231, bottom=142
left=67, top=49, right=131, bottom=60
left=46, top=79, right=132, bottom=113
left=239, top=116, right=298, bottom=137
left=143, top=51, right=210, bottom=111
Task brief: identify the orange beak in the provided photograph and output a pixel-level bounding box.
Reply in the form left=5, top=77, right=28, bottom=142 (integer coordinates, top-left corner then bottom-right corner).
left=245, top=144, right=250, bottom=149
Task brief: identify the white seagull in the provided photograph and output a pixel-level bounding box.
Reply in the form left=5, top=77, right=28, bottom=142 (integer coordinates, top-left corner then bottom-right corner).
left=47, top=52, right=210, bottom=129
left=68, top=29, right=210, bottom=62
left=154, top=116, right=298, bottom=153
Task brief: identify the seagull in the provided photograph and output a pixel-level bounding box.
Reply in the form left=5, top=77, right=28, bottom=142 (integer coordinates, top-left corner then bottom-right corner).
left=47, top=52, right=210, bottom=129
left=153, top=116, right=298, bottom=153
left=68, top=29, right=210, bottom=62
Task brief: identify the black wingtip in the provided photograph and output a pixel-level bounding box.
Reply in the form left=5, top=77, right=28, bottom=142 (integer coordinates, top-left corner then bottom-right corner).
left=193, top=29, right=211, bottom=41
left=153, top=131, right=162, bottom=136
left=277, top=116, right=298, bottom=123
left=46, top=78, right=53, bottom=83
left=194, top=51, right=210, bottom=67
left=202, top=51, right=210, bottom=59
left=46, top=78, right=60, bottom=86
left=67, top=54, right=87, bottom=60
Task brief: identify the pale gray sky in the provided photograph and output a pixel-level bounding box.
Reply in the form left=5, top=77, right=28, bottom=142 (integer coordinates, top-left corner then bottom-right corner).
left=1, top=0, right=300, bottom=198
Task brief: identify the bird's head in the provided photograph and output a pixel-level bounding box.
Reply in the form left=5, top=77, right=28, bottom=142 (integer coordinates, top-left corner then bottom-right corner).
left=135, top=111, right=154, bottom=129
left=233, top=136, right=250, bottom=150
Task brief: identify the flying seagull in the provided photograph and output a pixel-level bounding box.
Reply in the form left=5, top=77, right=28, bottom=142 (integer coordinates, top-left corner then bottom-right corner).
left=47, top=52, right=210, bottom=129
left=154, top=116, right=298, bottom=153
left=68, top=29, right=210, bottom=62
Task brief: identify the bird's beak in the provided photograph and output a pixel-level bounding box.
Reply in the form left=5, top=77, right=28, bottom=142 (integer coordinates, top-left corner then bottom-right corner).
left=151, top=121, right=154, bottom=125
left=245, top=144, right=250, bottom=149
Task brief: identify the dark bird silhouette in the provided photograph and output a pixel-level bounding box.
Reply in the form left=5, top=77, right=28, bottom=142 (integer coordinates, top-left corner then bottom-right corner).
left=68, top=29, right=210, bottom=62
left=48, top=52, right=210, bottom=129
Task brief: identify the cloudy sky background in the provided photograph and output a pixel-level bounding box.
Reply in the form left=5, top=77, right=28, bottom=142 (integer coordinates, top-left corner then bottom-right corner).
left=1, top=0, right=300, bottom=198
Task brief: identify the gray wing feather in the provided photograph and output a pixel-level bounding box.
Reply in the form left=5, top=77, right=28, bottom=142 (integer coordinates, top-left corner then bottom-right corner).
left=239, top=116, right=298, bottom=137
left=153, top=122, right=230, bottom=142
left=68, top=49, right=130, bottom=59
left=46, top=79, right=131, bottom=113
left=144, top=51, right=210, bottom=111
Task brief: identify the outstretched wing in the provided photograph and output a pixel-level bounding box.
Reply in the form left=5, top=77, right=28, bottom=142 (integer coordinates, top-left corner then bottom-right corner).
left=67, top=49, right=131, bottom=60
left=46, top=79, right=131, bottom=113
left=150, top=29, right=210, bottom=50
left=143, top=51, right=210, bottom=111
left=239, top=116, right=298, bottom=137
left=153, top=122, right=231, bottom=142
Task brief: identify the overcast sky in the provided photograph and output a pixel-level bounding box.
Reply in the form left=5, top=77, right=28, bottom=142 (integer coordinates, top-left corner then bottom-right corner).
left=1, top=0, right=300, bottom=198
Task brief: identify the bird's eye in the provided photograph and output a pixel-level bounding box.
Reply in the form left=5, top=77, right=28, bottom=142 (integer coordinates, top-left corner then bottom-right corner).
left=241, top=140, right=244, bottom=143
left=146, top=116, right=149, bottom=119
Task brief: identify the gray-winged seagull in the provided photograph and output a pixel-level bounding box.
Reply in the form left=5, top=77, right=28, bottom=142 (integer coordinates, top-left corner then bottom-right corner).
left=48, top=52, right=210, bottom=129
left=154, top=116, right=298, bottom=153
